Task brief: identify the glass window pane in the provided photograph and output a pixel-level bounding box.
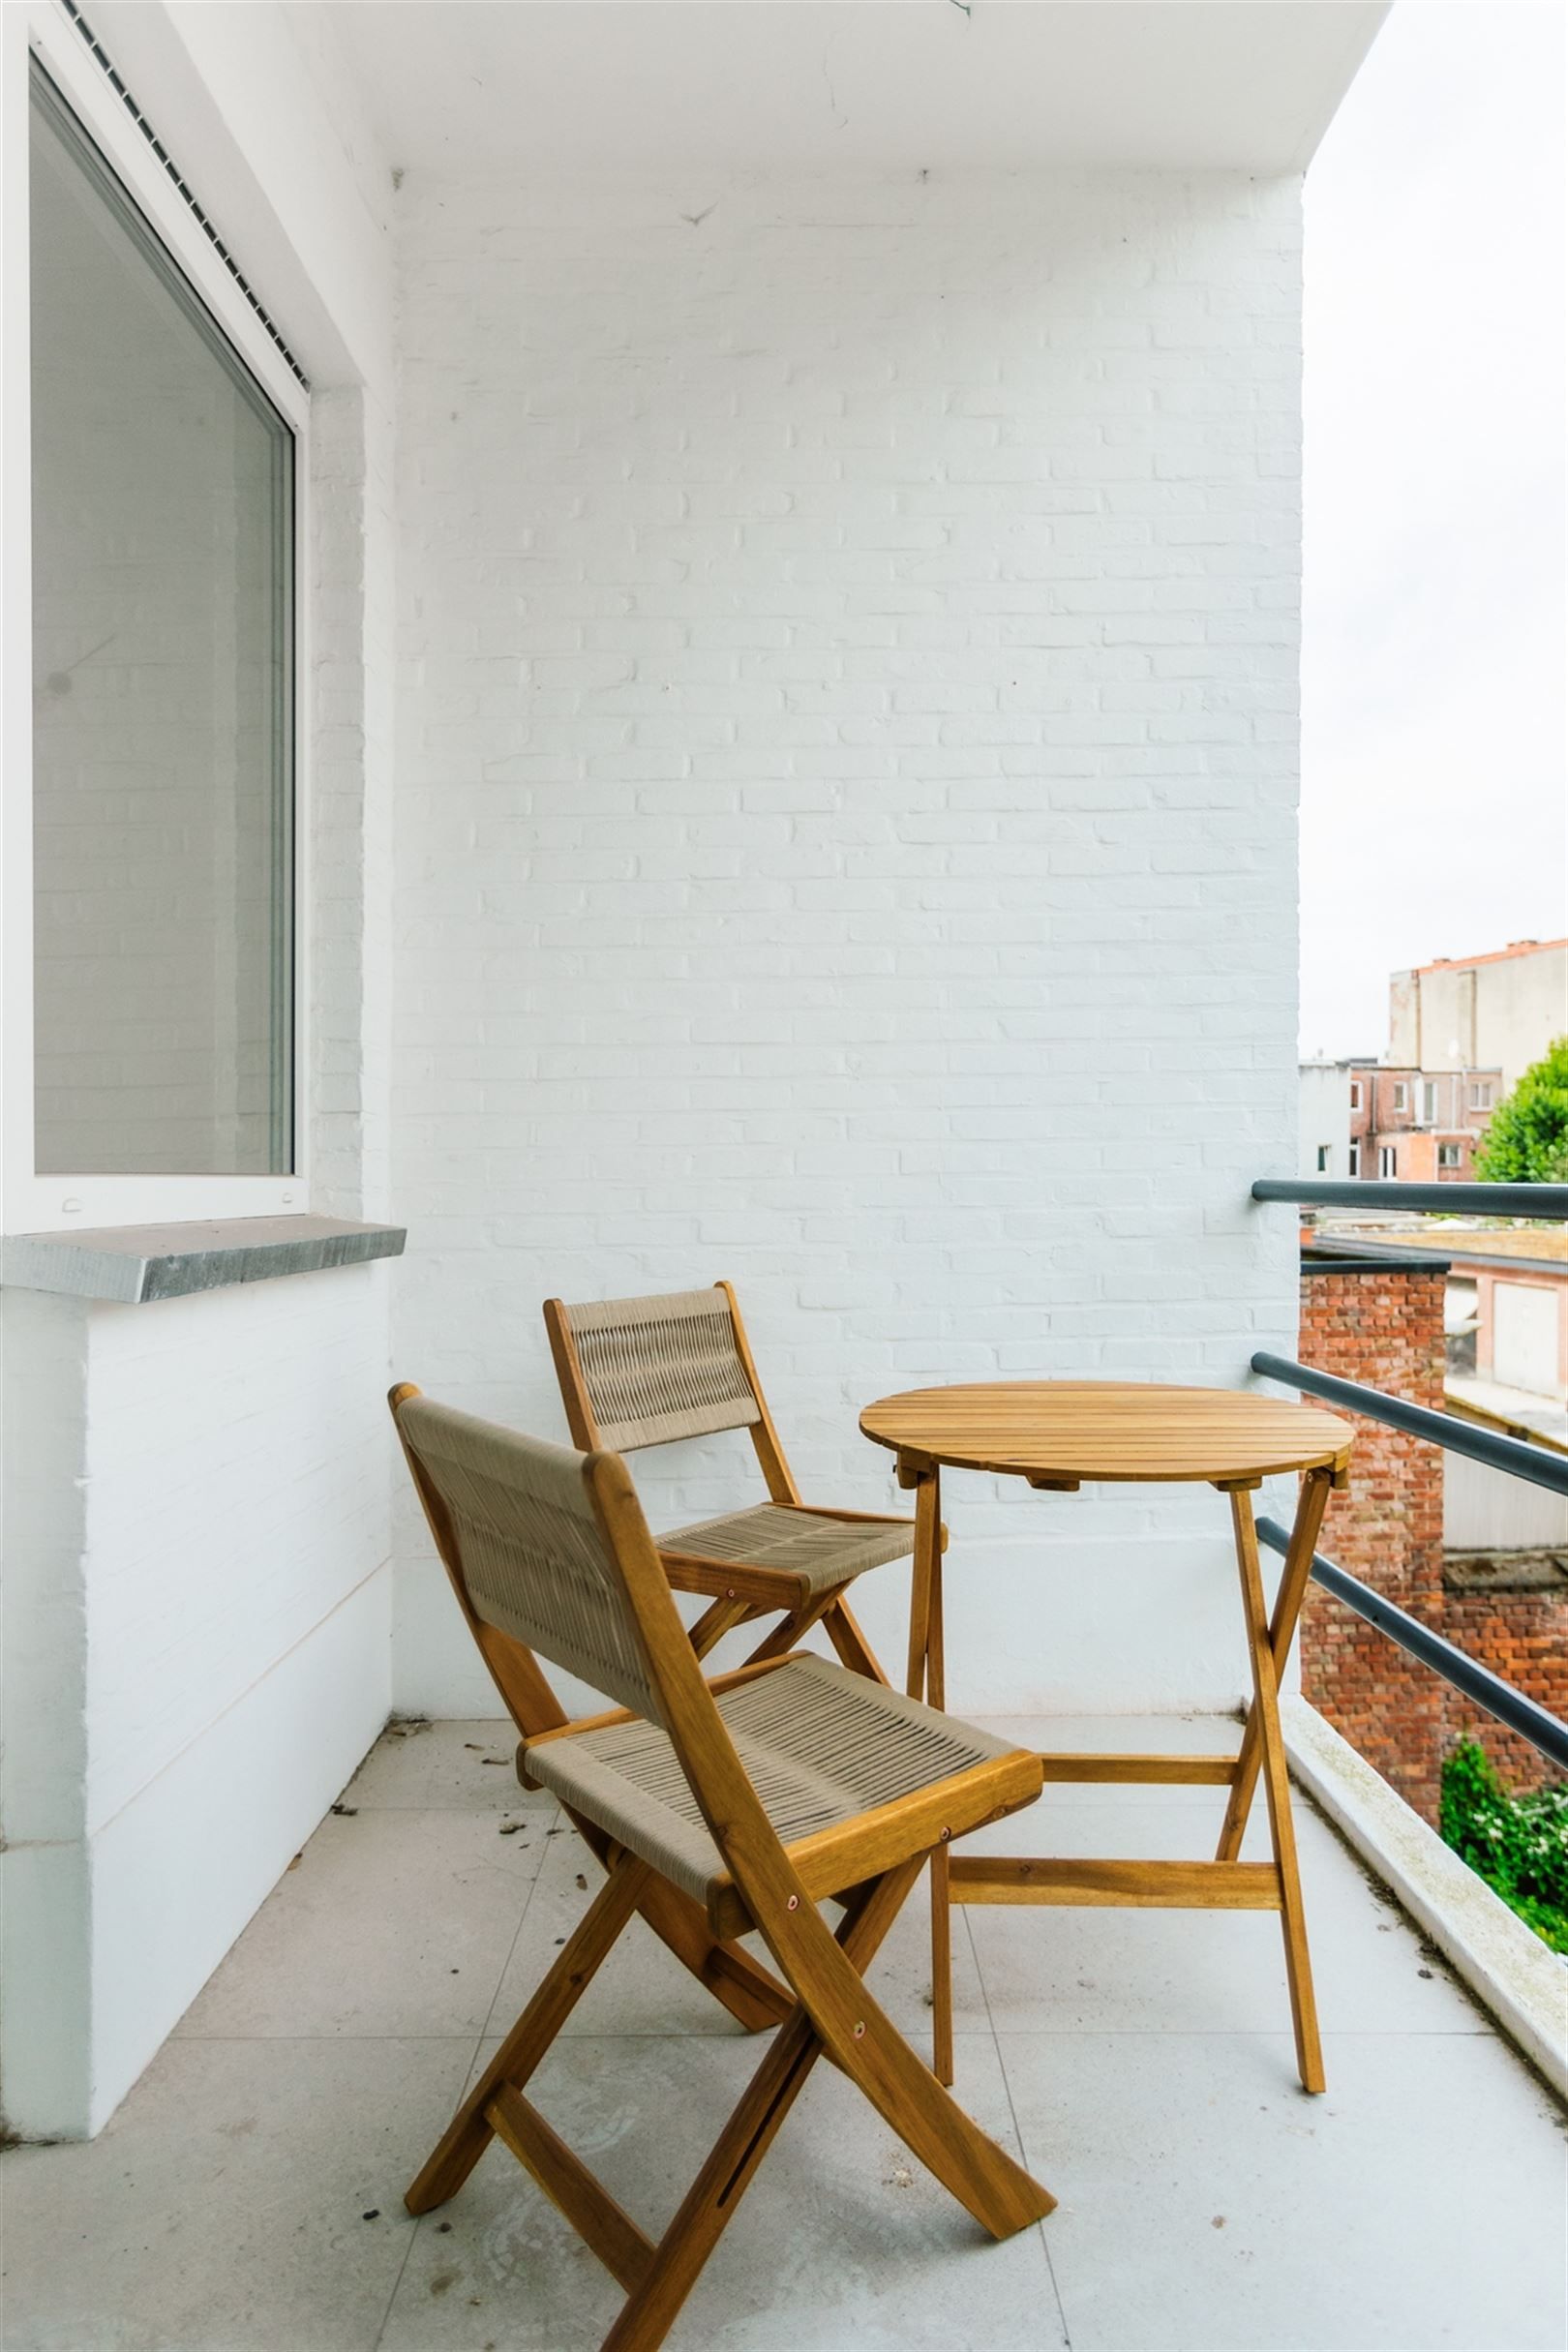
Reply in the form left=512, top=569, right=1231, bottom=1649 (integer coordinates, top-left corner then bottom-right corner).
left=29, top=67, right=293, bottom=1178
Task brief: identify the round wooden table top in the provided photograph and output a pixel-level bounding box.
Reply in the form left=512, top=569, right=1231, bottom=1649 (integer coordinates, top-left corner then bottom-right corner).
left=859, top=1381, right=1354, bottom=1487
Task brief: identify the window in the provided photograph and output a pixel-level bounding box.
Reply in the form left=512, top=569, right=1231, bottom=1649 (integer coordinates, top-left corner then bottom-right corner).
left=1422, top=1080, right=1437, bottom=1125
left=1348, top=1141, right=1361, bottom=1176
left=1379, top=1144, right=1398, bottom=1179
left=1315, top=1145, right=1332, bottom=1173
left=1438, top=1143, right=1462, bottom=1169
left=1349, top=1079, right=1364, bottom=1112
left=15, top=60, right=303, bottom=1223
left=1470, top=1081, right=1493, bottom=1111
left=1392, top=1082, right=1409, bottom=1115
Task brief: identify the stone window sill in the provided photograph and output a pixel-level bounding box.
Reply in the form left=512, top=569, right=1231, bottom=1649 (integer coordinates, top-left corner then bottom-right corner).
left=1, top=1215, right=406, bottom=1304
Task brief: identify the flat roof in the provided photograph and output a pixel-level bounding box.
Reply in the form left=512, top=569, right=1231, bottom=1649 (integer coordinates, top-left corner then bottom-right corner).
left=1406, top=937, right=1568, bottom=978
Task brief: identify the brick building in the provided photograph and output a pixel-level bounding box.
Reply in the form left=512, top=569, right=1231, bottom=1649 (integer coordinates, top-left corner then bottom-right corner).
left=1297, top=1244, right=1568, bottom=1817
left=1345, top=1061, right=1499, bottom=1181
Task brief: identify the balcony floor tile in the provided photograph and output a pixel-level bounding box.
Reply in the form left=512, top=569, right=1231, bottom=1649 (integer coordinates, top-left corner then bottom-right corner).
left=174, top=1808, right=554, bottom=2042
left=1000, top=2028, right=1567, bottom=2351
left=0, top=2036, right=473, bottom=2351
left=4, top=1715, right=1561, bottom=2352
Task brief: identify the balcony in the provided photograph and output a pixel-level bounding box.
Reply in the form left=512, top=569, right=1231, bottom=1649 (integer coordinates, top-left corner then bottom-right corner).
left=4, top=6, right=1565, bottom=2346
left=5, top=1704, right=1564, bottom=2352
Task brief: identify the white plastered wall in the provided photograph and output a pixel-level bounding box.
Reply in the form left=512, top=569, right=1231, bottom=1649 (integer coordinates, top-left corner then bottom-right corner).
left=389, top=169, right=1305, bottom=1721
left=0, top=0, right=398, bottom=2138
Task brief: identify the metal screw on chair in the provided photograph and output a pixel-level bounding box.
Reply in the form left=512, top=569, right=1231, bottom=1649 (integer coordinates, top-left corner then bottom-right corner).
left=786, top=1894, right=799, bottom=1911
left=853, top=2021, right=866, bottom=2038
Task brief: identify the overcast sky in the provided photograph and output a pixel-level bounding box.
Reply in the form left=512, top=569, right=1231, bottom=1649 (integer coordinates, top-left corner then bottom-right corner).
left=1300, top=0, right=1567, bottom=1060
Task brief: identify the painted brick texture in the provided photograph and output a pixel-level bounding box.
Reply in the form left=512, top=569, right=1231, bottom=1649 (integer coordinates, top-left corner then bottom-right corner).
left=392, top=170, right=1306, bottom=1713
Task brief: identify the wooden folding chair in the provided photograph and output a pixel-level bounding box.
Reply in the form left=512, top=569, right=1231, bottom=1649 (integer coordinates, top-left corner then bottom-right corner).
left=389, top=1385, right=1054, bottom=2352
left=546, top=1282, right=929, bottom=1681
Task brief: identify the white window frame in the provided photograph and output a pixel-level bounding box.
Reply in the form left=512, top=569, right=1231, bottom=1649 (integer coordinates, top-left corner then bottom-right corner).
left=1348, top=1141, right=1361, bottom=1176
left=1315, top=1144, right=1331, bottom=1173
left=1422, top=1080, right=1437, bottom=1126
left=1379, top=1143, right=1398, bottom=1179
left=1437, top=1142, right=1462, bottom=1170
left=4, top=6, right=311, bottom=1235
left=1349, top=1079, right=1364, bottom=1112
left=1392, top=1082, right=1409, bottom=1115
left=1469, top=1081, right=1493, bottom=1111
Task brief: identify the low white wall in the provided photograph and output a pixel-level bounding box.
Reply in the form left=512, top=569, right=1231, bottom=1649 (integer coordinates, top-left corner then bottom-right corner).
left=391, top=166, right=1306, bottom=1718
left=1, top=1272, right=394, bottom=2136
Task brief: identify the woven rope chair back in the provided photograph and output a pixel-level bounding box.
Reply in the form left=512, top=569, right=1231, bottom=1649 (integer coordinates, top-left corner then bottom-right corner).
left=395, top=1396, right=663, bottom=1724
left=559, top=1287, right=762, bottom=1452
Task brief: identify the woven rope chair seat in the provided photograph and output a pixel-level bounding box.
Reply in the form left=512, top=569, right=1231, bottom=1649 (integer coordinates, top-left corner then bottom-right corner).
left=659, top=1502, right=915, bottom=1595
left=524, top=1653, right=1018, bottom=1910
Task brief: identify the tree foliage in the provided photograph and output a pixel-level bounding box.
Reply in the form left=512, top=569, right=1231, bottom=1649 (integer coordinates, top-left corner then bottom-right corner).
left=1474, top=1035, right=1568, bottom=1184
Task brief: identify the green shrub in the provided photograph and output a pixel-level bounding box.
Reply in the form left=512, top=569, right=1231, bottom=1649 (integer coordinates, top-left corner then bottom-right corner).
left=1438, top=1738, right=1568, bottom=1952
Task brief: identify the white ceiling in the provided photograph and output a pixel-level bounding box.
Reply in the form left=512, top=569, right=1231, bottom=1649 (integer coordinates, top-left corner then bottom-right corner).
left=323, top=0, right=1389, bottom=178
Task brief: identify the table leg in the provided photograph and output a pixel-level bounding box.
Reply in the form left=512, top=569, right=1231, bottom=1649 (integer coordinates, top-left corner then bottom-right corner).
left=905, top=1466, right=941, bottom=1704
left=904, top=1464, right=954, bottom=2084
left=1228, top=1490, right=1325, bottom=2095
left=1216, top=1466, right=1334, bottom=1862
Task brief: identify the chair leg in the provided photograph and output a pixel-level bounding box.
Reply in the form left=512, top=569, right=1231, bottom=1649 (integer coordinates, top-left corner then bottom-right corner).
left=929, top=1845, right=954, bottom=2086
left=821, top=1592, right=890, bottom=1684
left=686, top=1595, right=758, bottom=1661
left=740, top=1585, right=836, bottom=1665
left=1217, top=1466, right=1333, bottom=1862
left=598, top=1869, right=911, bottom=2352
left=407, top=1854, right=653, bottom=2214
left=751, top=1853, right=1055, bottom=2244
left=428, top=1856, right=1053, bottom=2352
left=568, top=1808, right=793, bottom=2034
left=1229, top=1492, right=1326, bottom=2095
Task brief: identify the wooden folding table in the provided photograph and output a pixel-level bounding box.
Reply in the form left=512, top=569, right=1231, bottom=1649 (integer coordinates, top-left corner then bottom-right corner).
left=859, top=1381, right=1354, bottom=2095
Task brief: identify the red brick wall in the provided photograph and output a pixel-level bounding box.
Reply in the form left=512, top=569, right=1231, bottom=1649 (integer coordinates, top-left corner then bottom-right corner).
left=1441, top=1584, right=1568, bottom=1794
left=1297, top=1260, right=1448, bottom=1820
left=1296, top=1255, right=1568, bottom=1816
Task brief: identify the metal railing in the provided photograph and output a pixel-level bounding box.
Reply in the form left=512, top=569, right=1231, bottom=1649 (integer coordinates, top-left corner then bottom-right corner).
left=1252, top=1177, right=1568, bottom=1219
left=1251, top=1353, right=1568, bottom=1500
left=1252, top=1175, right=1568, bottom=1774
left=1254, top=1517, right=1568, bottom=1775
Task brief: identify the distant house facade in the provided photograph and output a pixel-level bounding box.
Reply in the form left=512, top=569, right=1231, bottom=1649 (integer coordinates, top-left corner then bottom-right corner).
left=1388, top=936, right=1568, bottom=1091
left=1348, top=1063, right=1501, bottom=1183
left=1298, top=1058, right=1354, bottom=1178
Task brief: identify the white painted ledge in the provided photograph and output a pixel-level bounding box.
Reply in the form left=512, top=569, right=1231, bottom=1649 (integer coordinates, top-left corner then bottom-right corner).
left=1283, top=1694, right=1567, bottom=2099
left=1, top=1216, right=405, bottom=1305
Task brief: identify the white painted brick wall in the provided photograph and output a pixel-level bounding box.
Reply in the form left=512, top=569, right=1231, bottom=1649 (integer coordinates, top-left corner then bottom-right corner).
left=392, top=170, right=1304, bottom=1717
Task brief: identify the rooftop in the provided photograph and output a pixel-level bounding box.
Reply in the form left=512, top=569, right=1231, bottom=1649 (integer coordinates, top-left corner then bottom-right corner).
left=1348, top=1225, right=1568, bottom=1269
left=5, top=1711, right=1563, bottom=2352
left=1409, top=937, right=1568, bottom=976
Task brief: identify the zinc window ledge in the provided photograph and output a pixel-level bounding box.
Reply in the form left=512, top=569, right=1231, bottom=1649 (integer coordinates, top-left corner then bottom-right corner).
left=0, top=1214, right=405, bottom=1305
